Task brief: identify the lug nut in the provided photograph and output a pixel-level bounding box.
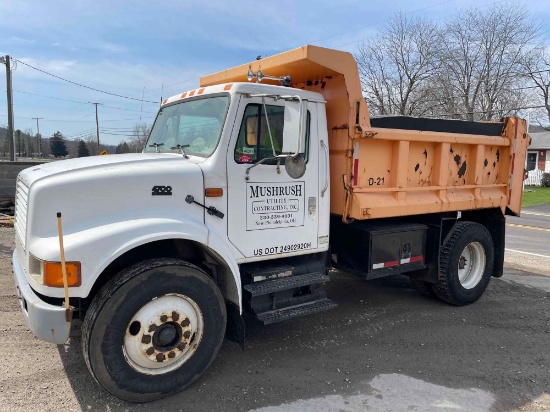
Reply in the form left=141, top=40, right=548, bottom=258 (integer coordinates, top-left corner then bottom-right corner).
left=177, top=343, right=187, bottom=351
left=146, top=347, right=155, bottom=356
left=181, top=318, right=190, bottom=327
left=168, top=351, right=176, bottom=359
left=148, top=324, right=157, bottom=333
left=160, top=315, right=168, bottom=322
left=156, top=353, right=165, bottom=362
left=141, top=334, right=152, bottom=344
left=183, top=331, right=191, bottom=339
left=172, top=311, right=180, bottom=321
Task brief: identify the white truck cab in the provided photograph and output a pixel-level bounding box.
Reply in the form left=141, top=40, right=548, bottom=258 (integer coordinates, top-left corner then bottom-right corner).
left=13, top=81, right=333, bottom=402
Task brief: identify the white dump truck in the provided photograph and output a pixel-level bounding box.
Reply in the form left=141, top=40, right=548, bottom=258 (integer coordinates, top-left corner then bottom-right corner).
left=12, top=45, right=529, bottom=402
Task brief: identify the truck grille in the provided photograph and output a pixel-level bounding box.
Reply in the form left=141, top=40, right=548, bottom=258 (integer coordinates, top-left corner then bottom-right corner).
left=15, top=178, right=29, bottom=250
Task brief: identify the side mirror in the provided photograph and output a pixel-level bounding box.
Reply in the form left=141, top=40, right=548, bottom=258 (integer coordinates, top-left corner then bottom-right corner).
left=282, top=98, right=307, bottom=156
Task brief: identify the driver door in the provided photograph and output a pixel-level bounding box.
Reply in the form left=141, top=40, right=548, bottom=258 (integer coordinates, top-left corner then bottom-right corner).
left=226, top=95, right=319, bottom=260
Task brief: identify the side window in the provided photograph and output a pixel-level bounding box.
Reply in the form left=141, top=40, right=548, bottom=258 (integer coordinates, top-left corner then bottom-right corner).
left=234, top=103, right=310, bottom=164
left=526, top=152, right=537, bottom=171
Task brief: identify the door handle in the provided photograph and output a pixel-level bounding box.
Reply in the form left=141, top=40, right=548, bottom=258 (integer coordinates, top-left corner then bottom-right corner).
left=320, top=140, right=329, bottom=197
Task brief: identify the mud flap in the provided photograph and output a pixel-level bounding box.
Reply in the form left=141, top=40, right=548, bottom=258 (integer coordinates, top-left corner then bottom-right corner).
left=225, top=302, right=245, bottom=350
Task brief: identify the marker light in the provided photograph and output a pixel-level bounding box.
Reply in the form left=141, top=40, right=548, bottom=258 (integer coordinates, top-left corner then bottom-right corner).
left=205, top=188, right=223, bottom=197
left=43, top=261, right=82, bottom=287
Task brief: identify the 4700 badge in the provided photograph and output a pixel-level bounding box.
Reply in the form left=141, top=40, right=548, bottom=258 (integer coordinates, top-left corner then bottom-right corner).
left=253, top=242, right=312, bottom=257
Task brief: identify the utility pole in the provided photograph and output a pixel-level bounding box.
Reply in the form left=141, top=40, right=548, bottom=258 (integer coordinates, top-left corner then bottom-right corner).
left=32, top=117, right=43, bottom=158
left=90, top=102, right=102, bottom=153
left=1, top=55, right=16, bottom=161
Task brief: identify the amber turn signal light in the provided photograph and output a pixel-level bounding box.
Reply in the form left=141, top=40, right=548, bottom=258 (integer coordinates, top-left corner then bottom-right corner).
left=43, top=261, right=82, bottom=287
left=205, top=188, right=223, bottom=197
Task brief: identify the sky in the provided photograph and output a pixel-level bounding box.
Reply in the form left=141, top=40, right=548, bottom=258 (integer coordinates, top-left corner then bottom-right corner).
left=1, top=0, right=549, bottom=146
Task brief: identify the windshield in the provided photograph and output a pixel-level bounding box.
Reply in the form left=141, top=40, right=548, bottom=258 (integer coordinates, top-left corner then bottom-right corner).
left=145, top=95, right=230, bottom=157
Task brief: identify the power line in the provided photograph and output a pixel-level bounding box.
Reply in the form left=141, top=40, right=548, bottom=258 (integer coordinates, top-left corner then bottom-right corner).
left=65, top=128, right=97, bottom=139
left=15, top=59, right=159, bottom=104
left=11, top=90, right=158, bottom=113
left=25, top=116, right=153, bottom=122
left=0, top=113, right=156, bottom=122
left=13, top=90, right=88, bottom=105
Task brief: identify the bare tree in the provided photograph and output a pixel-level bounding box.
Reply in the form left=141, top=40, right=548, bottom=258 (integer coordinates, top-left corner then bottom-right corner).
left=24, top=128, right=34, bottom=157
left=67, top=139, right=79, bottom=158
left=355, top=13, right=441, bottom=116
left=357, top=3, right=542, bottom=121
left=129, top=123, right=151, bottom=152
left=522, top=46, right=550, bottom=127
left=434, top=3, right=539, bottom=120
left=0, top=125, right=6, bottom=158
left=40, top=136, right=51, bottom=157
left=84, top=134, right=98, bottom=156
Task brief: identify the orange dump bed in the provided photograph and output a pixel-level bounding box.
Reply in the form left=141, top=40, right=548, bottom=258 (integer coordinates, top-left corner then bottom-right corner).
left=201, top=45, right=530, bottom=220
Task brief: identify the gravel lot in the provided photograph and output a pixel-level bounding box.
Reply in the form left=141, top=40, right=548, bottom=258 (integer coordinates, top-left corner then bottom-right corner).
left=0, top=226, right=549, bottom=411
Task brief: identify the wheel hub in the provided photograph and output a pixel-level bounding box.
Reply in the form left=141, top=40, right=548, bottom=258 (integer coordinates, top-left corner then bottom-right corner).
left=153, top=322, right=180, bottom=350
left=457, top=242, right=486, bottom=290
left=122, top=294, right=204, bottom=375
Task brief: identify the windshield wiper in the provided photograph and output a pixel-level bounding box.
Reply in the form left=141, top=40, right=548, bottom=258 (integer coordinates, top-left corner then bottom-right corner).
left=171, top=144, right=190, bottom=158
left=148, top=142, right=164, bottom=153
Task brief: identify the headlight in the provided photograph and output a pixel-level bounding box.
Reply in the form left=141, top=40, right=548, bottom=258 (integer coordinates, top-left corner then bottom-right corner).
left=29, top=254, right=81, bottom=287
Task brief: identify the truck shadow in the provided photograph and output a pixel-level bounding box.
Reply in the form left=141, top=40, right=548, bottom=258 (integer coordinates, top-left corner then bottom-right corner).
left=56, top=270, right=550, bottom=411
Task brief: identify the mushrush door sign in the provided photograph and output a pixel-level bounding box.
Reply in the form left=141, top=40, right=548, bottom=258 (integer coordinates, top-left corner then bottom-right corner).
left=246, top=182, right=305, bottom=231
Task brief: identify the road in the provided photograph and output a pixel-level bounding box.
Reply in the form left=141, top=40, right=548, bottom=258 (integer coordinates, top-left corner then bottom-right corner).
left=505, top=205, right=550, bottom=277
left=507, top=205, right=550, bottom=257
left=1, top=225, right=549, bottom=411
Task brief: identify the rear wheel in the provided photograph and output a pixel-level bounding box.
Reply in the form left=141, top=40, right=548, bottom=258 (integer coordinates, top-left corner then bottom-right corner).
left=433, top=222, right=494, bottom=306
left=82, top=258, right=226, bottom=402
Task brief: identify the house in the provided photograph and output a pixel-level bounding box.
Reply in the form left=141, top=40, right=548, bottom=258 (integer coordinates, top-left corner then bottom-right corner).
left=527, top=127, right=550, bottom=172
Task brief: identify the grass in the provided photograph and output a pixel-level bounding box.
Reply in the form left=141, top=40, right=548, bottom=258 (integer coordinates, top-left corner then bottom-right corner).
left=522, top=186, right=550, bottom=207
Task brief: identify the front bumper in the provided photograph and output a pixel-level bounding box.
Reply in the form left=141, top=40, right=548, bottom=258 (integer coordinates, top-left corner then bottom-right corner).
left=12, top=250, right=71, bottom=344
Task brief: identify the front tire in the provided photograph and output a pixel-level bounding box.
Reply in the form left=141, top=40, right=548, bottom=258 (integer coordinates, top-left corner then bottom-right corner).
left=82, top=258, right=226, bottom=402
left=433, top=222, right=494, bottom=306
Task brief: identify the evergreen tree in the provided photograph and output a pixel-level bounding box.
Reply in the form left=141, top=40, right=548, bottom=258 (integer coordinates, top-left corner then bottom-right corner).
left=50, top=131, right=68, bottom=157
left=115, top=141, right=131, bottom=154
left=77, top=140, right=90, bottom=157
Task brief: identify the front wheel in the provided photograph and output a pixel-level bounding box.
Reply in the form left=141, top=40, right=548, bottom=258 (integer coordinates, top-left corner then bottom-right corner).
left=82, top=258, right=226, bottom=402
left=433, top=222, right=494, bottom=306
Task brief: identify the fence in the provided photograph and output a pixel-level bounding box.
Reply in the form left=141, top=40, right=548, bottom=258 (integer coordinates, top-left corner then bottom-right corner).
left=524, top=169, right=543, bottom=186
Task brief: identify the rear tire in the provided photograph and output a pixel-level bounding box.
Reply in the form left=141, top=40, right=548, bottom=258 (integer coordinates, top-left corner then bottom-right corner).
left=82, top=258, right=226, bottom=402
left=433, top=222, right=494, bottom=306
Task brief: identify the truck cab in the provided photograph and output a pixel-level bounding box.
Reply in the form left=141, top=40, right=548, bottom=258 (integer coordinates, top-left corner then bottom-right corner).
left=12, top=80, right=335, bottom=402
left=153, top=82, right=330, bottom=262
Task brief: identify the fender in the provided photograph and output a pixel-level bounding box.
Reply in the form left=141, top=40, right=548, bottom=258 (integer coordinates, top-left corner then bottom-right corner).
left=26, top=217, right=243, bottom=313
